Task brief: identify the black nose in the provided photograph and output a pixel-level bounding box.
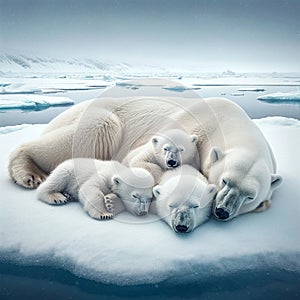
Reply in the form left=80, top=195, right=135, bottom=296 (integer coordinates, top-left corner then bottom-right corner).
left=175, top=225, right=188, bottom=233
left=215, top=208, right=229, bottom=220
left=167, top=160, right=177, bottom=167
left=138, top=211, right=147, bottom=216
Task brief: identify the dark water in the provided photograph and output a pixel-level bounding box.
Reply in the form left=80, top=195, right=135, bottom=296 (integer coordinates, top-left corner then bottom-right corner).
left=1, top=261, right=300, bottom=300
left=1, top=84, right=300, bottom=126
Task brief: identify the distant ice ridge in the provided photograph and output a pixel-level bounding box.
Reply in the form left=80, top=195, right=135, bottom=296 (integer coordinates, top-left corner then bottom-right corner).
left=0, top=80, right=112, bottom=95
left=0, top=95, right=74, bottom=110
left=0, top=117, right=300, bottom=286
left=257, top=91, right=300, bottom=103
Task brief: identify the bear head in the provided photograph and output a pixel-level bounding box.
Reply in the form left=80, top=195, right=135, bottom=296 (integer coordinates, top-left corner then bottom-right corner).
left=208, top=147, right=282, bottom=221
left=153, top=172, right=217, bottom=233
left=112, top=167, right=155, bottom=216
left=151, top=129, right=198, bottom=170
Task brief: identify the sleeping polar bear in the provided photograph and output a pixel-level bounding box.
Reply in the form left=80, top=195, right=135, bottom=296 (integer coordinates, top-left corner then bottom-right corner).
left=37, top=158, right=154, bottom=219
left=8, top=96, right=282, bottom=221
left=123, top=129, right=200, bottom=183
left=151, top=165, right=217, bottom=233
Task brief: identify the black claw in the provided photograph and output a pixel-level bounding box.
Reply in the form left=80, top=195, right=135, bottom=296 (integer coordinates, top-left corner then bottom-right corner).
left=54, top=200, right=57, bottom=204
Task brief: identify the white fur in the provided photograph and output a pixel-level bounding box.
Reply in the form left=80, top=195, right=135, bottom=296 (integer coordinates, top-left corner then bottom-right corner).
left=123, top=129, right=200, bottom=183
left=151, top=165, right=217, bottom=233
left=36, top=158, right=154, bottom=220
left=9, top=97, right=282, bottom=220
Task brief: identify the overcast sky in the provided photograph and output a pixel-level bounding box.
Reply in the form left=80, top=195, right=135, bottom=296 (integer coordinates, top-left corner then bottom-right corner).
left=1, top=0, right=299, bottom=72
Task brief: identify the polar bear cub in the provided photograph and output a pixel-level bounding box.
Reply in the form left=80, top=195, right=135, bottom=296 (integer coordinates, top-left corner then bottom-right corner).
left=123, top=129, right=200, bottom=183
left=37, top=158, right=155, bottom=220
left=151, top=165, right=217, bottom=233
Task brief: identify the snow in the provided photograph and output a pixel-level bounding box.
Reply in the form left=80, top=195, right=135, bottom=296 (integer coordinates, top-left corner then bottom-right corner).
left=238, top=87, right=266, bottom=92
left=0, top=117, right=300, bottom=286
left=257, top=91, right=300, bottom=103
left=0, top=83, right=42, bottom=94
left=0, top=95, right=74, bottom=110
left=230, top=92, right=244, bottom=96
left=162, top=85, right=201, bottom=92
left=0, top=80, right=113, bottom=94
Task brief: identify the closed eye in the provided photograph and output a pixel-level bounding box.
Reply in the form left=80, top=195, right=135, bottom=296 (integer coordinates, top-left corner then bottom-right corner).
left=192, top=205, right=199, bottom=209
left=168, top=205, right=175, bottom=208
left=222, top=178, right=228, bottom=186
left=132, top=194, right=139, bottom=199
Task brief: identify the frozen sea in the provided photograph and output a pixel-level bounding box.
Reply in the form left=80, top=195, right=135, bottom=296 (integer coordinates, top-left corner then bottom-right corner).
left=1, top=74, right=300, bottom=300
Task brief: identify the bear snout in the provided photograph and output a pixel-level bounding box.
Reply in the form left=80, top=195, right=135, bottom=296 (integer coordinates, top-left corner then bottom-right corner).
left=172, top=210, right=192, bottom=233
left=175, top=225, right=189, bottom=233
left=214, top=207, right=230, bottom=220
left=167, top=159, right=178, bottom=168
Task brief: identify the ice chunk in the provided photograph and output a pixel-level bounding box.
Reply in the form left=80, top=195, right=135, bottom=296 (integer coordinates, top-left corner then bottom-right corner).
left=162, top=85, right=201, bottom=93
left=0, top=118, right=300, bottom=286
left=238, top=87, right=265, bottom=92
left=257, top=91, right=300, bottom=103
left=0, top=95, right=74, bottom=110
left=230, top=92, right=244, bottom=96
left=0, top=83, right=42, bottom=94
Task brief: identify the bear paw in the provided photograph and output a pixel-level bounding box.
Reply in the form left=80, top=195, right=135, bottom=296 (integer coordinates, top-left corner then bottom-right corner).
left=86, top=207, right=113, bottom=220
left=104, top=193, right=119, bottom=212
left=17, top=172, right=47, bottom=189
left=44, top=192, right=69, bottom=205
left=254, top=199, right=271, bottom=212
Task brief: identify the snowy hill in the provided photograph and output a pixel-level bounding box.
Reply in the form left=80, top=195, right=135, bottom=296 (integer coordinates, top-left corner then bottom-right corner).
left=0, top=53, right=167, bottom=76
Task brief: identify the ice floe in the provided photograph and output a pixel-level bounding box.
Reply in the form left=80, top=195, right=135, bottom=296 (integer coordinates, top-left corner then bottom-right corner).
left=0, top=95, right=74, bottom=110
left=0, top=117, right=299, bottom=285
left=238, top=87, right=266, bottom=92
left=257, top=91, right=300, bottom=103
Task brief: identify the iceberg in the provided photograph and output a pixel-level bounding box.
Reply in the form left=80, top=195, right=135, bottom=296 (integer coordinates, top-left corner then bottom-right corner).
left=0, top=95, right=74, bottom=110
left=0, top=117, right=300, bottom=287
left=257, top=91, right=300, bottom=103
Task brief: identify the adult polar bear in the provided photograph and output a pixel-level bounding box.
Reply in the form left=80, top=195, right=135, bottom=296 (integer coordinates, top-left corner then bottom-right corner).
left=8, top=96, right=282, bottom=221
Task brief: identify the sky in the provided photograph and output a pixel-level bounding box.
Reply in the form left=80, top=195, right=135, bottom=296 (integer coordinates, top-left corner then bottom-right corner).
left=0, top=0, right=300, bottom=72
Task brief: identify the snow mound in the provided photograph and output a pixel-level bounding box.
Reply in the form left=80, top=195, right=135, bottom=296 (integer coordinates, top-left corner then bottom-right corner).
left=0, top=95, right=74, bottom=110
left=257, top=91, right=300, bottom=103
left=0, top=118, right=300, bottom=286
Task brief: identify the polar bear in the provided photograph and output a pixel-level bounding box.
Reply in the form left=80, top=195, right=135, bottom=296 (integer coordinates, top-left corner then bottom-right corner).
left=122, top=129, right=200, bottom=183
left=9, top=96, right=282, bottom=221
left=151, top=165, right=217, bottom=233
left=37, top=158, right=155, bottom=220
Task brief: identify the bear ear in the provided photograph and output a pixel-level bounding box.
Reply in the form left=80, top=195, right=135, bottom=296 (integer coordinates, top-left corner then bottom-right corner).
left=153, top=185, right=161, bottom=198
left=270, top=174, right=282, bottom=191
left=191, top=135, right=198, bottom=144
left=210, top=147, right=224, bottom=164
left=152, top=136, right=159, bottom=145
left=112, top=176, right=122, bottom=186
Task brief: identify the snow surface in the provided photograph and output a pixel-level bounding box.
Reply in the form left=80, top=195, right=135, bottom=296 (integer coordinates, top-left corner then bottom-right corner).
left=0, top=117, right=300, bottom=286
left=0, top=95, right=74, bottom=110
left=0, top=80, right=113, bottom=95
left=257, top=91, right=300, bottom=103
left=238, top=87, right=266, bottom=92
